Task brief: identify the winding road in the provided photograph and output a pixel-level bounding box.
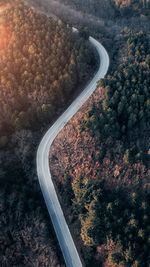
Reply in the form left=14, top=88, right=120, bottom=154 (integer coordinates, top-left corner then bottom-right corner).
left=36, top=33, right=109, bottom=267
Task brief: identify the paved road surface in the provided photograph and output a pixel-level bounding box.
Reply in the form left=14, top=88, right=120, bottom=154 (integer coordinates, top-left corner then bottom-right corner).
left=36, top=35, right=109, bottom=267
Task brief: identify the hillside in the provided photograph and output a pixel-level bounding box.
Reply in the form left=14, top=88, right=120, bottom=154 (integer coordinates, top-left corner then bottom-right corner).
left=50, top=30, right=150, bottom=267
left=59, top=0, right=116, bottom=19
left=0, top=0, right=96, bottom=141
left=0, top=1, right=96, bottom=266
left=59, top=0, right=150, bottom=18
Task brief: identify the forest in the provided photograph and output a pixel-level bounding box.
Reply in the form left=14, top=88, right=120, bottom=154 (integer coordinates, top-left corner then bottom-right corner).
left=59, top=0, right=150, bottom=18
left=0, top=0, right=95, bottom=143
left=50, top=30, right=150, bottom=267
left=0, top=1, right=96, bottom=266
left=87, top=31, right=150, bottom=141
left=1, top=0, right=150, bottom=266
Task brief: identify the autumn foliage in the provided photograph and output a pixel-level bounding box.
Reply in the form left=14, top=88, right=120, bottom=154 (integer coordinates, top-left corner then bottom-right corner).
left=0, top=1, right=96, bottom=266
left=50, top=30, right=150, bottom=267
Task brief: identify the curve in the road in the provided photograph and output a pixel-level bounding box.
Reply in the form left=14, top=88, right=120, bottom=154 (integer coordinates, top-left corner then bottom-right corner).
left=36, top=35, right=109, bottom=267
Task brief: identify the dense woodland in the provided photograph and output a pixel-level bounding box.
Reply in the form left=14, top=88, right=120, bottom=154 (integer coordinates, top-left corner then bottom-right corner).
left=50, top=30, right=150, bottom=267
left=0, top=0, right=95, bottom=143
left=59, top=0, right=150, bottom=18
left=59, top=0, right=117, bottom=19
left=87, top=31, right=150, bottom=142
left=0, top=0, right=150, bottom=266
left=0, top=1, right=96, bottom=266
left=59, top=0, right=150, bottom=19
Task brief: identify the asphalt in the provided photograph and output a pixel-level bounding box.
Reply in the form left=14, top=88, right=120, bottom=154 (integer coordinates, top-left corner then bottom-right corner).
left=36, top=35, right=109, bottom=267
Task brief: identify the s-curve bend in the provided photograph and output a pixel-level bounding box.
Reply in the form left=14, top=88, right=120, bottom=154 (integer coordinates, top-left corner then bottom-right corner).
left=36, top=34, right=109, bottom=267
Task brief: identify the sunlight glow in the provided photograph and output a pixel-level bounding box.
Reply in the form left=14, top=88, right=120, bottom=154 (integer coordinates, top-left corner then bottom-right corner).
left=0, top=25, right=11, bottom=49
left=0, top=4, right=12, bottom=49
